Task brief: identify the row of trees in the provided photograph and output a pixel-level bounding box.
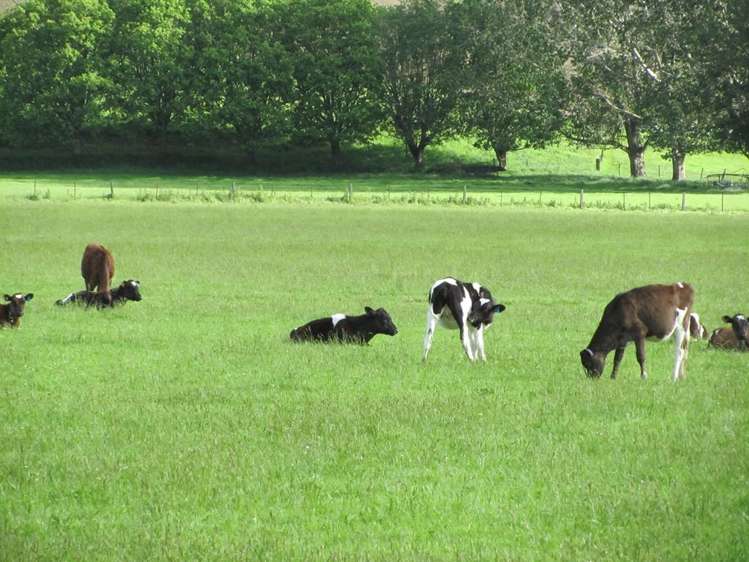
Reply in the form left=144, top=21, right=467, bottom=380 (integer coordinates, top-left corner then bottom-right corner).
left=0, top=0, right=747, bottom=179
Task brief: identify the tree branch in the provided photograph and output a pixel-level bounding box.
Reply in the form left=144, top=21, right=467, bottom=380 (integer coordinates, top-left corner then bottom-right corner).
left=592, top=90, right=642, bottom=120
left=631, top=47, right=660, bottom=82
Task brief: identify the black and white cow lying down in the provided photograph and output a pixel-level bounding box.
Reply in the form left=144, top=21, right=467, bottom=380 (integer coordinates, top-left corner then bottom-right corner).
left=56, top=280, right=142, bottom=308
left=423, top=277, right=506, bottom=361
left=290, top=307, right=398, bottom=343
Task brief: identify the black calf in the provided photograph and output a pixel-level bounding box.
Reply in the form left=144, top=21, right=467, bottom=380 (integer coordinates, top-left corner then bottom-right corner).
left=290, top=306, right=398, bottom=344
left=56, top=280, right=142, bottom=308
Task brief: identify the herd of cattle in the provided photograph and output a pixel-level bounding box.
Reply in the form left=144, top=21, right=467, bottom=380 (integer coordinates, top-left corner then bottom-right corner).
left=2, top=243, right=747, bottom=380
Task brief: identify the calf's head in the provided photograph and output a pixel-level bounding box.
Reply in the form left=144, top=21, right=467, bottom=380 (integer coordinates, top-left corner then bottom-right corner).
left=580, top=348, right=605, bottom=377
left=3, top=293, right=33, bottom=320
left=468, top=300, right=506, bottom=329
left=723, top=314, right=749, bottom=346
left=364, top=306, right=398, bottom=336
left=118, top=280, right=142, bottom=302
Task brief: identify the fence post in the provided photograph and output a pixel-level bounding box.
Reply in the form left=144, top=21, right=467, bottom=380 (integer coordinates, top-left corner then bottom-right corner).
left=721, top=192, right=724, bottom=212
left=110, top=181, right=114, bottom=199
left=499, top=191, right=503, bottom=207
left=73, top=182, right=77, bottom=200
left=579, top=189, right=585, bottom=209
left=622, top=192, right=626, bottom=209
left=648, top=192, right=651, bottom=210
left=700, top=168, right=704, bottom=181
left=681, top=192, right=686, bottom=211
left=618, top=163, right=622, bottom=176
left=348, top=183, right=353, bottom=203
left=539, top=191, right=542, bottom=205
left=462, top=184, right=467, bottom=204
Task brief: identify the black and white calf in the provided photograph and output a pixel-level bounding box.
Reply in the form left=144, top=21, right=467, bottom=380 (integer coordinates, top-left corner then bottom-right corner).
left=290, top=306, right=398, bottom=344
left=422, top=277, right=506, bottom=362
left=56, top=280, right=142, bottom=308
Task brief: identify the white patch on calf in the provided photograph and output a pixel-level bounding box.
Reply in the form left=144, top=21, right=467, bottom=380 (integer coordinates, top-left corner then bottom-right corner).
left=677, top=282, right=684, bottom=288
left=479, top=298, right=490, bottom=306
left=331, top=314, right=345, bottom=327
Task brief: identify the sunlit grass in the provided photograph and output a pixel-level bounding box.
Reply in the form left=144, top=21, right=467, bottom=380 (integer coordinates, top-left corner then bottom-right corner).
left=1, top=201, right=748, bottom=561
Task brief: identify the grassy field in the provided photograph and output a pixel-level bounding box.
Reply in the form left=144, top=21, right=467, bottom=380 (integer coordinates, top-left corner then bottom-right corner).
left=1, top=198, right=748, bottom=561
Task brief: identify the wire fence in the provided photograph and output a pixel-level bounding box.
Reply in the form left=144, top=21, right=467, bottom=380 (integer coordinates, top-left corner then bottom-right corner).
left=3, top=178, right=749, bottom=213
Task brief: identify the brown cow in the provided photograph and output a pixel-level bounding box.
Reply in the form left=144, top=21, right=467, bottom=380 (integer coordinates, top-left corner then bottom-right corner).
left=81, top=243, right=115, bottom=305
left=580, top=283, right=694, bottom=381
left=1, top=293, right=34, bottom=327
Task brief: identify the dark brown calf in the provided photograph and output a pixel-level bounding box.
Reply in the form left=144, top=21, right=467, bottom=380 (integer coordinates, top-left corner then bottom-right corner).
left=708, top=314, right=748, bottom=351
left=1, top=293, right=34, bottom=327
left=81, top=243, right=115, bottom=305
left=580, top=283, right=694, bottom=381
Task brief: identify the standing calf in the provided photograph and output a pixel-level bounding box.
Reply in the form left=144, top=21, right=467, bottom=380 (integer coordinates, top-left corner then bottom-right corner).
left=422, top=277, right=506, bottom=362
left=708, top=314, right=748, bottom=350
left=290, top=307, right=398, bottom=344
left=1, top=293, right=34, bottom=327
left=580, top=283, right=694, bottom=381
left=81, top=243, right=115, bottom=305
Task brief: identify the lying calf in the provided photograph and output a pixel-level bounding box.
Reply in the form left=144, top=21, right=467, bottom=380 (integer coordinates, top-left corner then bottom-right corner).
left=708, top=314, right=748, bottom=351
left=290, top=306, right=398, bottom=344
left=56, top=280, right=142, bottom=308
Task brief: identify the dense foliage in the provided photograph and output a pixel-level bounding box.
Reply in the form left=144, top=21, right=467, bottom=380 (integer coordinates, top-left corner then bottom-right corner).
left=0, top=0, right=746, bottom=175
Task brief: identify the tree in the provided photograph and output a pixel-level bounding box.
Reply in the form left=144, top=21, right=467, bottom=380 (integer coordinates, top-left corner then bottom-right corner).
left=105, top=0, right=190, bottom=141
left=560, top=1, right=664, bottom=177
left=278, top=0, right=384, bottom=159
left=376, top=0, right=462, bottom=168
left=711, top=0, right=749, bottom=158
left=186, top=0, right=293, bottom=160
left=632, top=1, right=724, bottom=180
left=0, top=0, right=114, bottom=150
left=450, top=0, right=565, bottom=171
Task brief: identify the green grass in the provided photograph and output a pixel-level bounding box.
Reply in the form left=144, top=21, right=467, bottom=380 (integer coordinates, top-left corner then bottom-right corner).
left=1, top=199, right=748, bottom=561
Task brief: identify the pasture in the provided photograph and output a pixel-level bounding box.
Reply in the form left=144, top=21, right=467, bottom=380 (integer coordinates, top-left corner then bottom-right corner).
left=1, top=198, right=748, bottom=561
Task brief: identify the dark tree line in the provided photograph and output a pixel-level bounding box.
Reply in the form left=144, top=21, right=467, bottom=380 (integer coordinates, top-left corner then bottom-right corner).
left=0, top=0, right=746, bottom=178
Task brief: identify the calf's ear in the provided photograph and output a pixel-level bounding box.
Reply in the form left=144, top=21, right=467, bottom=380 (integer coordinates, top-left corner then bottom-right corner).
left=492, top=303, right=506, bottom=313
left=3, top=294, right=11, bottom=301
left=365, top=306, right=374, bottom=314
left=24, top=293, right=34, bottom=301
left=722, top=315, right=733, bottom=323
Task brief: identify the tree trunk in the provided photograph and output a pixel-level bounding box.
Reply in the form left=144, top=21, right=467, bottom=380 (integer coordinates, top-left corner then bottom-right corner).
left=406, top=140, right=425, bottom=168
left=623, top=118, right=646, bottom=177
left=493, top=147, right=508, bottom=171
left=671, top=147, right=686, bottom=181
left=330, top=138, right=341, bottom=158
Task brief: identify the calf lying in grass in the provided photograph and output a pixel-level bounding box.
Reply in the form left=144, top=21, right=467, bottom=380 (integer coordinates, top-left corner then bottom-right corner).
left=708, top=314, right=748, bottom=351
left=290, top=307, right=398, bottom=344
left=1, top=293, right=33, bottom=327
left=56, top=280, right=142, bottom=308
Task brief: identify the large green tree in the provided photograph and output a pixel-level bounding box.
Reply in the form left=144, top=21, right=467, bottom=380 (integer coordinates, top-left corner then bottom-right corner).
left=0, top=0, right=114, bottom=150
left=278, top=0, right=384, bottom=159
left=376, top=0, right=462, bottom=168
left=450, top=0, right=565, bottom=171
left=560, top=1, right=664, bottom=177
left=185, top=0, right=293, bottom=160
left=105, top=0, right=190, bottom=140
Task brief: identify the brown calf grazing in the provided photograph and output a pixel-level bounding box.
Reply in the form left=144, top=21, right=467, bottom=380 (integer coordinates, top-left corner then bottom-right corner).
left=56, top=280, right=142, bottom=308
left=1, top=293, right=34, bottom=327
left=81, top=243, right=115, bottom=305
left=708, top=314, right=748, bottom=351
left=580, top=283, right=694, bottom=381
